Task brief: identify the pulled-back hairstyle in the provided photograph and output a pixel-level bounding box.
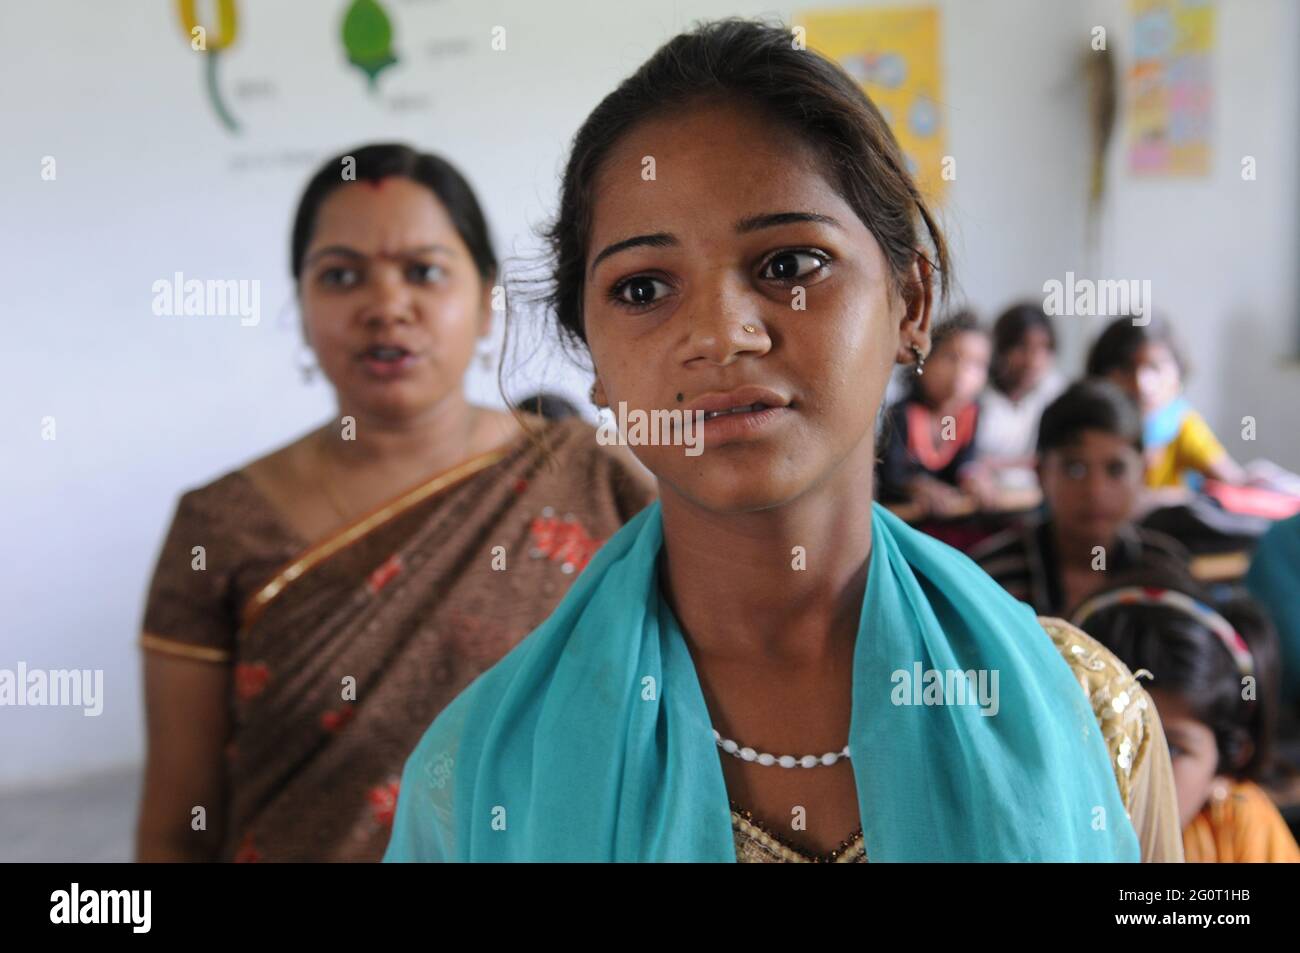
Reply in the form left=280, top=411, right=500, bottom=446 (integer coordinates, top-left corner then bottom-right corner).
left=290, top=143, right=497, bottom=284
left=543, top=18, right=950, bottom=352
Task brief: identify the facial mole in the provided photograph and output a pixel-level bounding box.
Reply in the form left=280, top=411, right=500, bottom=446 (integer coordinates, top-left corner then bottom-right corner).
left=676, top=392, right=684, bottom=402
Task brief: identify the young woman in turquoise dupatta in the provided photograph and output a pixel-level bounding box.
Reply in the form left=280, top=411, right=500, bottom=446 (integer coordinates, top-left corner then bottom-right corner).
left=386, top=500, right=1138, bottom=861
left=386, top=20, right=1159, bottom=863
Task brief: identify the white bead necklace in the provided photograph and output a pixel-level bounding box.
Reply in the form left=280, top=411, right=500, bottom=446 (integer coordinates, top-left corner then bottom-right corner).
left=712, top=728, right=850, bottom=768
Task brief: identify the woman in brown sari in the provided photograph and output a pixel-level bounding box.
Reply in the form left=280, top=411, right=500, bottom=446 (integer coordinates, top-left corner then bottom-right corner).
left=136, top=144, right=654, bottom=862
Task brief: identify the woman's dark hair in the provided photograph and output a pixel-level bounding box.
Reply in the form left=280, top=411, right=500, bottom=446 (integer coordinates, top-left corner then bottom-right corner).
left=1084, top=315, right=1186, bottom=380
left=515, top=392, right=581, bottom=421
left=991, top=302, right=1056, bottom=394
left=290, top=143, right=497, bottom=284
left=1037, top=379, right=1143, bottom=456
left=928, top=309, right=984, bottom=353
left=542, top=18, right=949, bottom=352
left=1080, top=568, right=1281, bottom=781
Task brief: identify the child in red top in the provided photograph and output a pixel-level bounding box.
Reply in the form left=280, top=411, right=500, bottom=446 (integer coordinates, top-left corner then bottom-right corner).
left=876, top=311, right=992, bottom=516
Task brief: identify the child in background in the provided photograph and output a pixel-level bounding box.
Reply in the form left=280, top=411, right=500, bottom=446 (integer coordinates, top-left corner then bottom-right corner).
left=1074, top=577, right=1300, bottom=863
left=1085, top=316, right=1244, bottom=490
left=971, top=380, right=1187, bottom=616
left=974, top=302, right=1066, bottom=490
left=877, top=311, right=992, bottom=516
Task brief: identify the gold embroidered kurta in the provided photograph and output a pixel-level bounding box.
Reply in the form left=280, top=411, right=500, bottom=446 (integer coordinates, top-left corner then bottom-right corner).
left=733, top=617, right=1185, bottom=862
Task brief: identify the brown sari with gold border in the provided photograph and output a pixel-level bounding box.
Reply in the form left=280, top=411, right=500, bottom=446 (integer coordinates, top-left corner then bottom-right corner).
left=141, top=417, right=653, bottom=861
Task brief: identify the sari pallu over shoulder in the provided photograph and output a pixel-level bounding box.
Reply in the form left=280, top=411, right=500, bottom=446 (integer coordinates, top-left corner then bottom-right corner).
left=386, top=502, right=1141, bottom=862
left=178, top=418, right=651, bottom=862
left=238, top=443, right=513, bottom=631
left=218, top=442, right=521, bottom=852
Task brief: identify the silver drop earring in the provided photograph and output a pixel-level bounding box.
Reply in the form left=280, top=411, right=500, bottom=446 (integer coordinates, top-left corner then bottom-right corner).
left=910, top=344, right=927, bottom=376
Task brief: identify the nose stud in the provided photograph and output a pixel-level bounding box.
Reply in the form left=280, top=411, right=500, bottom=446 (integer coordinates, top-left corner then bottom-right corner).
left=743, top=324, right=757, bottom=334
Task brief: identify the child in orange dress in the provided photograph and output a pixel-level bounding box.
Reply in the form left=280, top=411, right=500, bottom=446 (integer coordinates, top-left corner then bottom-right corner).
left=1074, top=582, right=1299, bottom=862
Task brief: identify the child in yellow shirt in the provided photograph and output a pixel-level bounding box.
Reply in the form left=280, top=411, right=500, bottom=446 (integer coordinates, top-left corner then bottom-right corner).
left=1085, top=317, right=1244, bottom=489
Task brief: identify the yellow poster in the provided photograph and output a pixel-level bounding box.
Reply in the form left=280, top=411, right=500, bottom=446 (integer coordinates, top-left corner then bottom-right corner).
left=797, top=6, right=946, bottom=200
left=1127, top=0, right=1214, bottom=176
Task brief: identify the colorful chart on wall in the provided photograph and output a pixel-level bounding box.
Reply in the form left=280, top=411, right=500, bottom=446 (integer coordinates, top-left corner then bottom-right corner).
left=797, top=5, right=946, bottom=201
left=175, top=0, right=241, bottom=132
left=1126, top=0, right=1214, bottom=176
left=175, top=0, right=401, bottom=135
left=341, top=0, right=399, bottom=89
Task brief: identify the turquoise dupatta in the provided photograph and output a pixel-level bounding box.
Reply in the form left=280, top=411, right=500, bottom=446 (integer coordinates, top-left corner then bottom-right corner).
left=385, top=502, right=1139, bottom=862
